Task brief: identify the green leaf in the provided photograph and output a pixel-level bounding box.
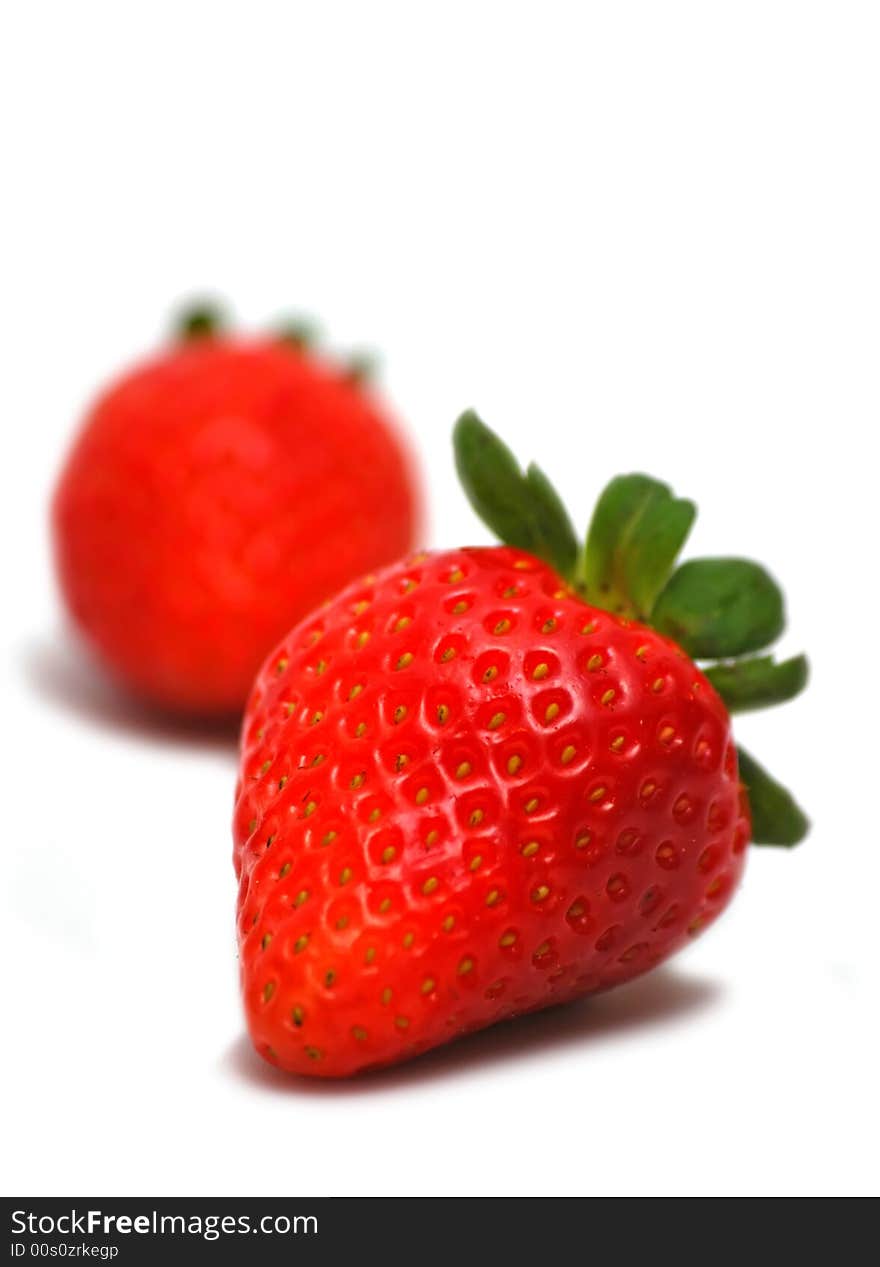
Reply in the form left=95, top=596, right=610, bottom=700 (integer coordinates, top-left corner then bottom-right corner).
left=582, top=474, right=694, bottom=618
left=343, top=351, right=378, bottom=384
left=652, top=557, right=785, bottom=658
left=525, top=463, right=579, bottom=578
left=276, top=318, right=319, bottom=349
left=623, top=494, right=696, bottom=617
left=583, top=474, right=667, bottom=605
left=174, top=301, right=225, bottom=340
left=453, top=411, right=539, bottom=553
left=737, top=747, right=809, bottom=846
left=453, top=411, right=579, bottom=579
left=705, top=654, right=808, bottom=713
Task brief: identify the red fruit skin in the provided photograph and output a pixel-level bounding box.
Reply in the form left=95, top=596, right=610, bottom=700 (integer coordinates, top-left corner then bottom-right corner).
left=234, top=546, right=749, bottom=1077
left=52, top=338, right=418, bottom=716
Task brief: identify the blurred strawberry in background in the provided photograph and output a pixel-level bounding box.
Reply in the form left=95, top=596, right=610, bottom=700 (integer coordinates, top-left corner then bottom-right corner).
left=51, top=304, right=420, bottom=718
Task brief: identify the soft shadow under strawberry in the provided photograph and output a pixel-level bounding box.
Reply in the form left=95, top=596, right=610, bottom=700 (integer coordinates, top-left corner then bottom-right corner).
left=223, top=968, right=722, bottom=1096
left=21, top=634, right=241, bottom=753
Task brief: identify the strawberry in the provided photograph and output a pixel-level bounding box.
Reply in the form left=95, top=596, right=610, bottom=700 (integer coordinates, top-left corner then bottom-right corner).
left=234, top=411, right=808, bottom=1077
left=52, top=305, right=419, bottom=717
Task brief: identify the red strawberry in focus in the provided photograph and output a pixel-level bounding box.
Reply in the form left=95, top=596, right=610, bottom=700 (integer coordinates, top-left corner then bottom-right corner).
left=52, top=306, right=419, bottom=717
left=234, top=412, right=808, bottom=1077
left=235, top=548, right=747, bottom=1076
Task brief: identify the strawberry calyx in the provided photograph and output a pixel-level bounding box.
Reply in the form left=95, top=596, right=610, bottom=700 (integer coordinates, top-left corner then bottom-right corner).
left=736, top=749, right=809, bottom=847
left=275, top=318, right=319, bottom=350
left=172, top=301, right=376, bottom=382
left=703, top=654, right=808, bottom=713
left=453, top=409, right=809, bottom=847
left=342, top=351, right=378, bottom=385
left=175, top=300, right=226, bottom=340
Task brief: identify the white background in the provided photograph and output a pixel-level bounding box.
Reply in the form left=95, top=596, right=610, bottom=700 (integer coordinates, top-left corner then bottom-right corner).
left=1, top=2, right=878, bottom=1198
